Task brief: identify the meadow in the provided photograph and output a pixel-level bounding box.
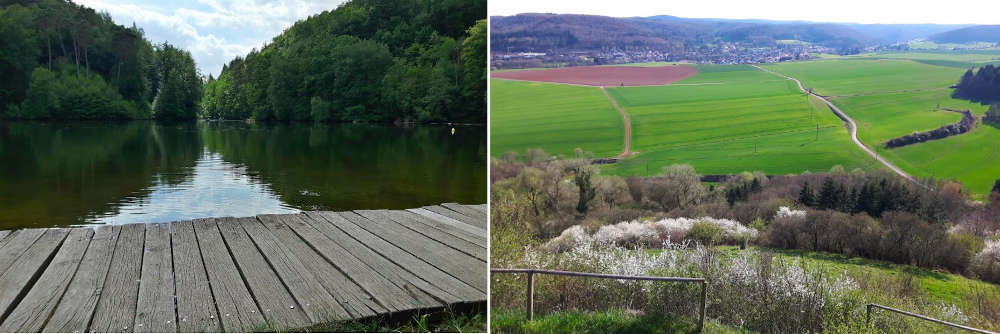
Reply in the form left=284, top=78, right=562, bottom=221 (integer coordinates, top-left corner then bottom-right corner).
left=759, top=59, right=964, bottom=97
left=762, top=58, right=997, bottom=195
left=490, top=79, right=625, bottom=158
left=604, top=65, right=872, bottom=176
left=491, top=64, right=874, bottom=176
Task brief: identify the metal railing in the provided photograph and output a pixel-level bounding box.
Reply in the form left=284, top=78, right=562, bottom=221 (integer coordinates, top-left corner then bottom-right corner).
left=866, top=304, right=996, bottom=334
left=490, top=268, right=709, bottom=332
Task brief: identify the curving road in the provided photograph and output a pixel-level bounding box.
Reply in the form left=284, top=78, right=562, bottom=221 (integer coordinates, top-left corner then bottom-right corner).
left=600, top=86, right=632, bottom=158
left=751, top=65, right=920, bottom=184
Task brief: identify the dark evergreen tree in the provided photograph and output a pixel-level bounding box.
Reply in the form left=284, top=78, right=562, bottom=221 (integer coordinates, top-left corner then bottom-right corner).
left=574, top=168, right=596, bottom=214
left=798, top=182, right=815, bottom=207
left=817, top=177, right=838, bottom=210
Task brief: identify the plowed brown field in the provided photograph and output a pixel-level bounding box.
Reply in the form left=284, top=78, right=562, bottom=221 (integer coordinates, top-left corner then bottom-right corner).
left=491, top=65, right=697, bottom=86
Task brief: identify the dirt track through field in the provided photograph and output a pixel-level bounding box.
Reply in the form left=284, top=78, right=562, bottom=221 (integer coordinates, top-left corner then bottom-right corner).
left=600, top=86, right=631, bottom=157
left=751, top=65, right=924, bottom=186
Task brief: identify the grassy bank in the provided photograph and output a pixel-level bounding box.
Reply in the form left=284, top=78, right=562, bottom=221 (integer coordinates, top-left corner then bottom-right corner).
left=490, top=309, right=749, bottom=334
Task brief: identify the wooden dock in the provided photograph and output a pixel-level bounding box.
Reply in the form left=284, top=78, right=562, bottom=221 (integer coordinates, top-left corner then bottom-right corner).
left=0, top=203, right=487, bottom=333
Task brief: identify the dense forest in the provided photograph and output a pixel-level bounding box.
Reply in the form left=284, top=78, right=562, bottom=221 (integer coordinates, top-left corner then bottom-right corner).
left=0, top=0, right=201, bottom=120
left=201, top=0, right=486, bottom=123
left=953, top=65, right=1000, bottom=103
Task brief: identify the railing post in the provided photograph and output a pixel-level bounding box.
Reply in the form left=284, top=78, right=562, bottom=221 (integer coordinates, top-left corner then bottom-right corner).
left=866, top=304, right=873, bottom=328
left=698, top=280, right=707, bottom=332
left=526, top=270, right=535, bottom=321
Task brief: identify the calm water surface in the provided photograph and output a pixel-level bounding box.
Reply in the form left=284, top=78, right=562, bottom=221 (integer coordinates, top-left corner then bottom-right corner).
left=0, top=121, right=486, bottom=229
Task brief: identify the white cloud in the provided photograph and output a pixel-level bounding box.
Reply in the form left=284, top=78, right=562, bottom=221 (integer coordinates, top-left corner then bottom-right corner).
left=78, top=0, right=346, bottom=76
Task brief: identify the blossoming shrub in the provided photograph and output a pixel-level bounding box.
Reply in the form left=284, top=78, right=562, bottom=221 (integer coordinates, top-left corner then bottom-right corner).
left=544, top=217, right=758, bottom=251
left=971, top=240, right=1000, bottom=284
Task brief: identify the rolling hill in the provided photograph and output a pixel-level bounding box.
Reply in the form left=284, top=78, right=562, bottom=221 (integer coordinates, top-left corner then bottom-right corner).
left=931, top=25, right=1000, bottom=43
left=491, top=13, right=982, bottom=53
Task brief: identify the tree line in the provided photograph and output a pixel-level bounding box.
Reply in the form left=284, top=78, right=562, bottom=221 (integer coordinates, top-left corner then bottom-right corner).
left=0, top=0, right=201, bottom=120
left=491, top=149, right=1000, bottom=284
left=201, top=0, right=486, bottom=123
left=953, top=64, right=1000, bottom=103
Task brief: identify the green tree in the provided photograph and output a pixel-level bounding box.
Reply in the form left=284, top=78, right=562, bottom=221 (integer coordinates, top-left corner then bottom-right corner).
left=798, top=181, right=815, bottom=207
left=573, top=166, right=597, bottom=214
left=151, top=43, right=201, bottom=120
left=0, top=5, right=39, bottom=113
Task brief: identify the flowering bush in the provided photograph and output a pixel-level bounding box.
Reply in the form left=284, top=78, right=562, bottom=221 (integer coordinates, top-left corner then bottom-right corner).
left=543, top=217, right=757, bottom=251
left=512, top=240, right=860, bottom=333
left=970, top=239, right=1000, bottom=284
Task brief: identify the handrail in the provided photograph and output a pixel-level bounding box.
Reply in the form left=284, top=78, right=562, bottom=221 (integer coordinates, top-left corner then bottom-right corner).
left=490, top=268, right=708, bottom=332
left=866, top=303, right=996, bottom=334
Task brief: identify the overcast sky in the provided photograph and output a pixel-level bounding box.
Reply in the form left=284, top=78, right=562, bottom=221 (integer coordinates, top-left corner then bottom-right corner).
left=79, top=0, right=346, bottom=77
left=490, top=0, right=998, bottom=25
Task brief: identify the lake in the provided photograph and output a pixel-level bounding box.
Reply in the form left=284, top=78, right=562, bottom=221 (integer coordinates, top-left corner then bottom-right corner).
left=0, top=121, right=486, bottom=229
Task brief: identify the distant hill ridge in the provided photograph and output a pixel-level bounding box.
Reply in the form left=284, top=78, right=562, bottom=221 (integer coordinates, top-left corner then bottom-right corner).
left=492, top=13, right=982, bottom=52
left=931, top=25, right=1000, bottom=43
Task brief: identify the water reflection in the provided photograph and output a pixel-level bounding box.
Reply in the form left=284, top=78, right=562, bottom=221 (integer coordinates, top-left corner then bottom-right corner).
left=0, top=121, right=486, bottom=229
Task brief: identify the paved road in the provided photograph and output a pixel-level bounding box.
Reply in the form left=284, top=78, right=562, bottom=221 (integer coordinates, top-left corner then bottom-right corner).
left=600, top=86, right=632, bottom=158
left=751, top=65, right=919, bottom=184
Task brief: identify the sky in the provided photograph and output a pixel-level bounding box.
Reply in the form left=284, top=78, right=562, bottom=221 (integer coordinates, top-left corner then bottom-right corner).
left=490, top=0, right=999, bottom=25
left=78, top=0, right=347, bottom=76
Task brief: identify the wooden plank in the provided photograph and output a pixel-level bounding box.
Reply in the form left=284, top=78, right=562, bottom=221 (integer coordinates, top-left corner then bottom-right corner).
left=216, top=217, right=309, bottom=330
left=135, top=223, right=176, bottom=333
left=339, top=211, right=487, bottom=292
left=464, top=204, right=488, bottom=216
left=43, top=226, right=121, bottom=333
left=406, top=208, right=486, bottom=238
left=310, top=211, right=481, bottom=303
left=367, top=210, right=485, bottom=261
left=286, top=213, right=451, bottom=308
left=240, top=216, right=348, bottom=323
left=442, top=203, right=487, bottom=222
left=90, top=223, right=146, bottom=333
left=0, top=228, right=69, bottom=325
left=172, top=220, right=219, bottom=333
left=388, top=210, right=485, bottom=246
left=0, top=228, right=92, bottom=332
left=423, top=205, right=485, bottom=229
left=191, top=219, right=263, bottom=332
left=255, top=215, right=384, bottom=318
left=319, top=211, right=487, bottom=293
left=0, top=229, right=46, bottom=275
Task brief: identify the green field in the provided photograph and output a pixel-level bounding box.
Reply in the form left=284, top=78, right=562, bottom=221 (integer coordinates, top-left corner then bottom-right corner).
left=759, top=59, right=964, bottom=97
left=762, top=58, right=997, bottom=194
left=490, top=79, right=624, bottom=158
left=832, top=90, right=981, bottom=145
left=491, top=64, right=874, bottom=175
left=604, top=65, right=872, bottom=176
left=491, top=57, right=1000, bottom=193
left=846, top=50, right=1000, bottom=68
left=884, top=125, right=1000, bottom=194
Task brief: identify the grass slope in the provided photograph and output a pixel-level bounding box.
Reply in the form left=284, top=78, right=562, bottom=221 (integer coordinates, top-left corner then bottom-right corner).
left=603, top=65, right=873, bottom=176
left=763, top=58, right=998, bottom=195
left=490, top=309, right=748, bottom=334
left=490, top=79, right=625, bottom=158
left=759, top=59, right=964, bottom=97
